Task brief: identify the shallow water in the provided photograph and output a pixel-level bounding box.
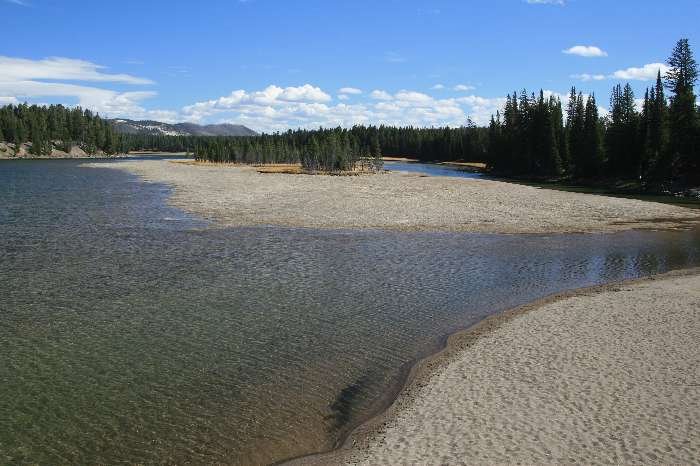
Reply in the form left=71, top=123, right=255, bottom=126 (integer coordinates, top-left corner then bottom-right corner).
left=385, top=160, right=483, bottom=178
left=2, top=158, right=700, bottom=465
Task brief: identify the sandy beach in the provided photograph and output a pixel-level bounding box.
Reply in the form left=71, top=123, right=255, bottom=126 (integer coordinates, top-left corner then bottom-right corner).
left=294, top=270, right=700, bottom=465
left=87, top=159, right=700, bottom=234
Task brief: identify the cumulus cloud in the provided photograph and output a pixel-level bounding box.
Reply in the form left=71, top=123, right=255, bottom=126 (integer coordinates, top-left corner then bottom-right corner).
left=338, top=87, right=362, bottom=95
left=182, top=84, right=330, bottom=115
left=394, top=90, right=433, bottom=104
left=370, top=90, right=393, bottom=101
left=431, top=84, right=445, bottom=90
left=570, top=73, right=607, bottom=82
left=563, top=46, right=608, bottom=58
left=611, top=63, right=669, bottom=81
left=571, top=63, right=670, bottom=83
left=181, top=84, right=511, bottom=132
left=454, top=84, right=476, bottom=91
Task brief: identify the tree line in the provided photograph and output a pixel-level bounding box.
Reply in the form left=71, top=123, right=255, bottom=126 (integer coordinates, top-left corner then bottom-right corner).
left=487, top=38, right=699, bottom=186
left=191, top=128, right=385, bottom=172
left=0, top=104, right=119, bottom=155
left=118, top=123, right=488, bottom=168
left=1, top=39, right=697, bottom=184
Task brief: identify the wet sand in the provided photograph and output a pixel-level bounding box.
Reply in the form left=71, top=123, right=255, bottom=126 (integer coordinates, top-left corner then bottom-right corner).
left=87, top=159, right=700, bottom=234
left=296, top=270, right=700, bottom=465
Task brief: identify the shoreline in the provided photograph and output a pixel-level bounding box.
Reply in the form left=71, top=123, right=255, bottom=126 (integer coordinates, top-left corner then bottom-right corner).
left=287, top=266, right=700, bottom=465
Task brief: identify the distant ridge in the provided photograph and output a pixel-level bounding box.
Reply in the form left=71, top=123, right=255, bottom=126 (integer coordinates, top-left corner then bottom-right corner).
left=109, top=119, right=258, bottom=137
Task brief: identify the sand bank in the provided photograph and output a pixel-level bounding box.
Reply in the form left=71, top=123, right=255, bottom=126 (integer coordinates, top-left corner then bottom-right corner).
left=87, top=159, right=700, bottom=234
left=296, top=270, right=700, bottom=465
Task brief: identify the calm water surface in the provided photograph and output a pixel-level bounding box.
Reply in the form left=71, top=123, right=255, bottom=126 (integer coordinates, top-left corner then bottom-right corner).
left=385, top=160, right=483, bottom=178
left=2, top=158, right=699, bottom=465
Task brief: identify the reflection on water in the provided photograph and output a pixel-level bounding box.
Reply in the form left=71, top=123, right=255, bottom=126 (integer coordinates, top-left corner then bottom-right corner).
left=1, top=159, right=699, bottom=465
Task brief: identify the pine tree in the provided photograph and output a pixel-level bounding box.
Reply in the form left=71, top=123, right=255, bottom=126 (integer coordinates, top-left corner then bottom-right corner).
left=639, top=88, right=652, bottom=177
left=665, top=38, right=699, bottom=181
left=370, top=133, right=382, bottom=170
left=649, top=71, right=669, bottom=177
left=568, top=91, right=586, bottom=176
left=606, top=84, right=640, bottom=177
left=552, top=96, right=569, bottom=171
left=581, top=94, right=603, bottom=178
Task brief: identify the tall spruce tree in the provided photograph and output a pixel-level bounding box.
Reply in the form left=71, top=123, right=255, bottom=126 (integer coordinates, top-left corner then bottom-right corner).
left=665, top=38, right=699, bottom=181
left=568, top=90, right=586, bottom=176
left=606, top=84, right=640, bottom=177
left=580, top=94, right=603, bottom=178
left=646, top=71, right=669, bottom=178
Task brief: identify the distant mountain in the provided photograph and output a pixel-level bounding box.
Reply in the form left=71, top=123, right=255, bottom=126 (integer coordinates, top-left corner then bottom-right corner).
left=109, top=119, right=258, bottom=137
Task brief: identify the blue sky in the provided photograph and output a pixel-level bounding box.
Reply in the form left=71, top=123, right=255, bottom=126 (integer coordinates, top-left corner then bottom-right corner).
left=1, top=0, right=698, bottom=131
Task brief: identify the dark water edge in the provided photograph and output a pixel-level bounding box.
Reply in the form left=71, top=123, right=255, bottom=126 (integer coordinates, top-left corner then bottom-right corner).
left=2, top=159, right=700, bottom=465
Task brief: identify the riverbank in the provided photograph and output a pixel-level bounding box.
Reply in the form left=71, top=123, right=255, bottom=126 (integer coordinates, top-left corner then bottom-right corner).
left=295, top=269, right=700, bottom=465
left=86, top=159, right=700, bottom=234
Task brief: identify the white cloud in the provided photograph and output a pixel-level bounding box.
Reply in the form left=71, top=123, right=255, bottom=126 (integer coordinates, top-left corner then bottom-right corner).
left=431, top=84, right=445, bottom=90
left=0, top=55, right=170, bottom=120
left=571, top=73, right=606, bottom=82
left=0, top=56, right=154, bottom=84
left=370, top=90, right=393, bottom=101
left=454, top=84, right=476, bottom=91
left=571, top=63, right=669, bottom=83
left=182, top=84, right=331, bottom=115
left=0, top=79, right=167, bottom=118
left=180, top=84, right=512, bottom=132
left=611, top=63, right=669, bottom=81
left=563, top=46, right=608, bottom=58
left=338, top=87, right=362, bottom=95
left=337, top=94, right=350, bottom=101
left=256, top=84, right=331, bottom=103
left=394, top=90, right=433, bottom=104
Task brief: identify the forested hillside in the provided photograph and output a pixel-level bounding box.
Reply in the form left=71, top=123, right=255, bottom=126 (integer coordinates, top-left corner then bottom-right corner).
left=0, top=104, right=120, bottom=156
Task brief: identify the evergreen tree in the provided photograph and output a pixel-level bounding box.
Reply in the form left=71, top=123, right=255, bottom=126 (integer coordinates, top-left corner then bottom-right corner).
left=665, top=38, right=699, bottom=180
left=606, top=84, right=640, bottom=177
left=568, top=90, right=586, bottom=175
left=648, top=71, right=669, bottom=177
left=580, top=94, right=603, bottom=178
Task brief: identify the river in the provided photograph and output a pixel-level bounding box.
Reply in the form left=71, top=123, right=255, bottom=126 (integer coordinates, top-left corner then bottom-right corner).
left=2, top=158, right=699, bottom=464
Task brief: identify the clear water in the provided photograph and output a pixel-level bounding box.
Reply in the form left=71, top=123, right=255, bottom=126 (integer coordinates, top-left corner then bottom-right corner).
left=2, top=159, right=699, bottom=465
left=385, top=160, right=483, bottom=179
